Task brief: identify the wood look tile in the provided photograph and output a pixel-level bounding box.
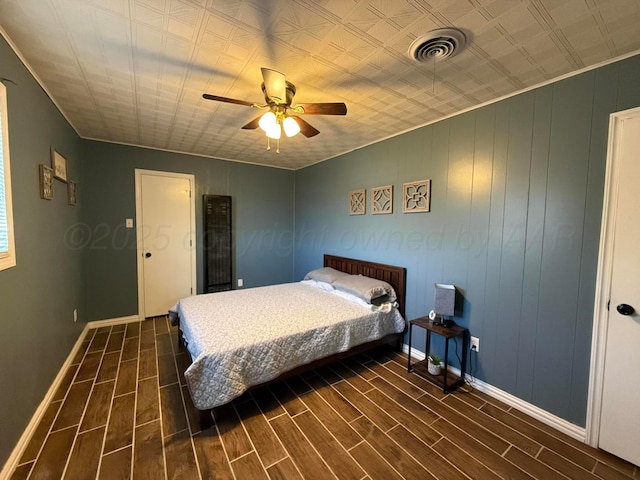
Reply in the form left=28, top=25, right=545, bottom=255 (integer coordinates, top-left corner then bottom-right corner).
left=96, top=352, right=120, bottom=383
left=53, top=381, right=93, bottom=431
left=369, top=377, right=439, bottom=427
left=387, top=425, right=467, bottom=480
left=74, top=351, right=102, bottom=383
left=164, top=429, right=200, bottom=480
left=193, top=428, right=235, bottom=480
left=156, top=333, right=173, bottom=356
left=419, top=394, right=510, bottom=455
left=231, top=451, right=270, bottom=480
left=181, top=385, right=204, bottom=434
left=431, top=418, right=535, bottom=480
left=71, top=341, right=90, bottom=365
left=269, top=381, right=307, bottom=416
left=63, top=426, right=105, bottom=480
left=214, top=403, right=253, bottom=460
left=141, top=318, right=155, bottom=331
left=154, top=316, right=169, bottom=333
left=98, top=446, right=132, bottom=480
left=298, top=389, right=362, bottom=449
left=140, top=327, right=156, bottom=351
left=366, top=388, right=440, bottom=444
left=121, top=336, right=139, bottom=362
left=88, top=331, right=109, bottom=353
left=104, top=392, right=135, bottom=453
left=505, top=445, right=569, bottom=480
left=304, top=375, right=362, bottom=422
left=371, top=359, right=442, bottom=399
left=235, top=399, right=286, bottom=466
left=269, top=414, right=336, bottom=480
left=160, top=383, right=188, bottom=436
left=80, top=380, right=114, bottom=431
left=174, top=351, right=190, bottom=386
left=111, top=324, right=126, bottom=333
left=331, top=381, right=397, bottom=432
left=252, top=386, right=286, bottom=419
left=20, top=401, right=62, bottom=463
left=125, top=322, right=140, bottom=338
left=267, top=457, right=303, bottom=480
left=114, top=359, right=137, bottom=395
left=348, top=442, right=404, bottom=480
left=96, top=326, right=112, bottom=334
left=342, top=357, right=378, bottom=380
left=133, top=420, right=165, bottom=479
left=285, top=376, right=312, bottom=396
left=536, top=447, right=601, bottom=480
left=105, top=331, right=125, bottom=353
left=351, top=416, right=437, bottom=480
left=158, top=352, right=178, bottom=386
left=52, top=364, right=79, bottom=401
left=433, top=437, right=502, bottom=480
left=480, top=402, right=597, bottom=470
left=139, top=348, right=157, bottom=379
left=444, top=394, right=541, bottom=455
left=28, top=426, right=77, bottom=480
left=294, top=410, right=365, bottom=480
left=9, top=463, right=32, bottom=480
left=595, top=461, right=639, bottom=480
left=330, top=362, right=372, bottom=393
left=136, top=377, right=160, bottom=425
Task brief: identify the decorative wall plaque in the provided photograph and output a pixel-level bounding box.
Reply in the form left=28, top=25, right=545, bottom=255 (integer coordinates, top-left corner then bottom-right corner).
left=403, top=179, right=431, bottom=213
left=372, top=185, right=393, bottom=214
left=349, top=189, right=366, bottom=215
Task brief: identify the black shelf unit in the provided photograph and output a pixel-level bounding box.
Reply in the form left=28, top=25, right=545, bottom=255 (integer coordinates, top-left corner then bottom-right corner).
left=203, top=194, right=232, bottom=293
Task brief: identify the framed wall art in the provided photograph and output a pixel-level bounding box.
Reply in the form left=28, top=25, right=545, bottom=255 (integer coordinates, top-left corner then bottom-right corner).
left=67, top=181, right=77, bottom=206
left=51, top=148, right=68, bottom=182
left=372, top=185, right=393, bottom=214
left=403, top=179, right=431, bottom=213
left=39, top=164, right=54, bottom=200
left=349, top=189, right=366, bottom=215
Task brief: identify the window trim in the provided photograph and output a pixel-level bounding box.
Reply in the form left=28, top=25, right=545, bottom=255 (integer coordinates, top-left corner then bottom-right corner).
left=0, top=82, right=16, bottom=271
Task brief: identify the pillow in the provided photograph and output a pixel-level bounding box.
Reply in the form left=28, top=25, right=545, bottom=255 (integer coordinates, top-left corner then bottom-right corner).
left=300, top=279, right=335, bottom=291
left=303, top=267, right=349, bottom=284
left=332, top=274, right=397, bottom=303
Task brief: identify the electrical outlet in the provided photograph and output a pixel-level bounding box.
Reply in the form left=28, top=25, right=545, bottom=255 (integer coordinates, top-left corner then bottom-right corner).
left=470, top=336, right=479, bottom=352
left=237, top=279, right=243, bottom=287
left=73, top=309, right=78, bottom=322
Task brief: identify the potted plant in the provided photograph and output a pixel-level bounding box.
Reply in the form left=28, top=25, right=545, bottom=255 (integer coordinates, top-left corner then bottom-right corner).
left=427, top=353, right=443, bottom=375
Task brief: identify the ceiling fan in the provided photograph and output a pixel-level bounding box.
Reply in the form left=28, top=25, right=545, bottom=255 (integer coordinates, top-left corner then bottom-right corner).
left=203, top=67, right=347, bottom=153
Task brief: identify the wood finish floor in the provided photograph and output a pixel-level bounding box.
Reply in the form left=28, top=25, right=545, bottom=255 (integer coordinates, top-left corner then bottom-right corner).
left=9, top=316, right=639, bottom=480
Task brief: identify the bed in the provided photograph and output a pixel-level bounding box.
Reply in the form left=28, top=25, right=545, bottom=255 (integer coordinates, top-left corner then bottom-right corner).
left=171, top=254, right=407, bottom=424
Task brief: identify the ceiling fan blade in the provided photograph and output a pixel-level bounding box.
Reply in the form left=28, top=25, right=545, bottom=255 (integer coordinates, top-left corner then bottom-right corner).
left=241, top=115, right=262, bottom=130
left=293, top=102, right=347, bottom=115
left=290, top=116, right=320, bottom=138
left=261, top=67, right=287, bottom=104
left=202, top=94, right=254, bottom=107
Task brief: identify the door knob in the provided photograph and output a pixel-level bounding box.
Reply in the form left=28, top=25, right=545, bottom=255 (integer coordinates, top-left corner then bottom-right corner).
left=616, top=303, right=635, bottom=316
left=145, top=252, right=152, bottom=258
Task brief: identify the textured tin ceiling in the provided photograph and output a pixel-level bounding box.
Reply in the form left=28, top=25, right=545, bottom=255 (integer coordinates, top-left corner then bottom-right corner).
left=1, top=0, right=639, bottom=170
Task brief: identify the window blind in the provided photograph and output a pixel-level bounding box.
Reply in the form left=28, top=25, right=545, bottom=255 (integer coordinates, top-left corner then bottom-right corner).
left=0, top=104, right=7, bottom=254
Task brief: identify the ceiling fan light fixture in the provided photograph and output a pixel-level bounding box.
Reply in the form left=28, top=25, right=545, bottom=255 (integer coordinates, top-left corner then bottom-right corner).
left=258, top=111, right=277, bottom=132
left=283, top=116, right=300, bottom=137
left=265, top=123, right=281, bottom=140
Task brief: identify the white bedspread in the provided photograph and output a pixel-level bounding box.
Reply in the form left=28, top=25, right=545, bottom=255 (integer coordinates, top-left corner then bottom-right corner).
left=175, top=282, right=405, bottom=410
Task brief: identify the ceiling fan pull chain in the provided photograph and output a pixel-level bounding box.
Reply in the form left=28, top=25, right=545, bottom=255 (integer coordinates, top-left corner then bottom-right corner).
left=276, top=138, right=280, bottom=154
left=266, top=137, right=271, bottom=151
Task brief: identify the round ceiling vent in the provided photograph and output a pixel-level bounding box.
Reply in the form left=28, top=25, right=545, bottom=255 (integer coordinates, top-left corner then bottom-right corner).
left=408, top=28, right=466, bottom=63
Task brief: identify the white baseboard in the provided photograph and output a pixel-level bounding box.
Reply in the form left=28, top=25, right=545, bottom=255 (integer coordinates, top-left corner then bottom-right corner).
left=0, top=324, right=91, bottom=480
left=403, top=344, right=586, bottom=442
left=87, top=314, right=141, bottom=328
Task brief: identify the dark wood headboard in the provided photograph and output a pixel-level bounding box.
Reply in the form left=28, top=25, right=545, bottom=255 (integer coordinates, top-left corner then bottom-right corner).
left=324, top=254, right=407, bottom=317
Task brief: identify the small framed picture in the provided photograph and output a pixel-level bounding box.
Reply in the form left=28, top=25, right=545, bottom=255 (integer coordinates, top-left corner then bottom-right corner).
left=67, top=181, right=77, bottom=206
left=51, top=148, right=68, bottom=182
left=39, top=164, right=54, bottom=200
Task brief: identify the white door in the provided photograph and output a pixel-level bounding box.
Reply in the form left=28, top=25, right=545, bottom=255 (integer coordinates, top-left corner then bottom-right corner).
left=136, top=170, right=195, bottom=318
left=597, top=111, right=640, bottom=466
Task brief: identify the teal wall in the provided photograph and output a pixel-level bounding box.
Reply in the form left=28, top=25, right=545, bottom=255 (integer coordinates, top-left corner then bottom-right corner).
left=0, top=37, right=85, bottom=464
left=294, top=55, right=640, bottom=426
left=80, top=141, right=295, bottom=320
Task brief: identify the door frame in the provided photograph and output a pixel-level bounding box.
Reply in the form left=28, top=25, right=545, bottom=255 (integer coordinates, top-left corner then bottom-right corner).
left=135, top=168, right=197, bottom=319
left=585, top=106, right=640, bottom=446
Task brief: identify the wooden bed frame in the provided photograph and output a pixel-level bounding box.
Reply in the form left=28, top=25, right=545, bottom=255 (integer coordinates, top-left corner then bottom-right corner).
left=178, top=254, right=407, bottom=428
